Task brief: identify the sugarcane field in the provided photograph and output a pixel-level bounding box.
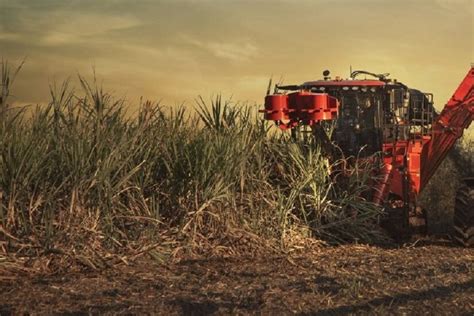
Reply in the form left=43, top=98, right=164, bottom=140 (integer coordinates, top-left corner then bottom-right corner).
left=1, top=1, right=473, bottom=315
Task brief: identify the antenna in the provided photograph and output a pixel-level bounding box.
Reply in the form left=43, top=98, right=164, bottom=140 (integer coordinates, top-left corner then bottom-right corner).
left=350, top=65, right=352, bottom=78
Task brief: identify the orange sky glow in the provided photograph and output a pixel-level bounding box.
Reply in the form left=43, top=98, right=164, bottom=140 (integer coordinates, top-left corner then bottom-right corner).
left=1, top=0, right=473, bottom=118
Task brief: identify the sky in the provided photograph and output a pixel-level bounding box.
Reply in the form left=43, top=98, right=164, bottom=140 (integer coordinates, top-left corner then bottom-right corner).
left=0, top=0, right=473, bottom=112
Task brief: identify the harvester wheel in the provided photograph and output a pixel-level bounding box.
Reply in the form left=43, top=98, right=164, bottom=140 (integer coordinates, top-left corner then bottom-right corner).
left=453, top=180, right=474, bottom=247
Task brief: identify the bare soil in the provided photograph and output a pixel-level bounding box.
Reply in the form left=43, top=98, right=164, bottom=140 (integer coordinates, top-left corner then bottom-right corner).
left=1, top=239, right=473, bottom=315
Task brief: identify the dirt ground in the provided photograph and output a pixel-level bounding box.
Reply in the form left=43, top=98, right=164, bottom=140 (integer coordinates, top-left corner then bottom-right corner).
left=1, top=239, right=473, bottom=315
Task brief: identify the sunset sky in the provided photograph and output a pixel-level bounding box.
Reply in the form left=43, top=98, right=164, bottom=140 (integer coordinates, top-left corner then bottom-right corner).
left=0, top=0, right=473, bottom=112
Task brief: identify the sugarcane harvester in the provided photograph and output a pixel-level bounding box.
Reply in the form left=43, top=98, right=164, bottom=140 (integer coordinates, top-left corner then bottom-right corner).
left=261, top=67, right=474, bottom=244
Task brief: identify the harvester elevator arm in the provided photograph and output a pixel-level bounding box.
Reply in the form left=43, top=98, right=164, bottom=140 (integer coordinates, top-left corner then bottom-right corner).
left=421, top=67, right=474, bottom=189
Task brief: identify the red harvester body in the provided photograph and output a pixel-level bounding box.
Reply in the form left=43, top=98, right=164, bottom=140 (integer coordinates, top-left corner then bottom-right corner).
left=261, top=68, right=474, bottom=238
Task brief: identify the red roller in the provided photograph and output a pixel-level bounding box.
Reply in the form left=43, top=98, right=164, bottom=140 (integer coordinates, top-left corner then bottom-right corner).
left=294, top=92, right=339, bottom=121
left=261, top=94, right=289, bottom=121
left=261, top=91, right=339, bottom=126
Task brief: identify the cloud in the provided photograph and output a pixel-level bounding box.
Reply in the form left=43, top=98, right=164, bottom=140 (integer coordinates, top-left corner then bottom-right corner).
left=182, top=36, right=259, bottom=62
left=0, top=32, right=20, bottom=41
left=207, top=41, right=259, bottom=62
left=432, top=0, right=473, bottom=16
left=39, top=14, right=141, bottom=46
left=0, top=1, right=143, bottom=47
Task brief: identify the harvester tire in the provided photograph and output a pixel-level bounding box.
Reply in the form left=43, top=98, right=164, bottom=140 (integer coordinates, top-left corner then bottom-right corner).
left=453, top=181, right=474, bottom=247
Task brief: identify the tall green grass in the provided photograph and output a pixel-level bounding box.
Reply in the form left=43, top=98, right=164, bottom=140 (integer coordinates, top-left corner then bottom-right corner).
left=0, top=61, right=383, bottom=257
